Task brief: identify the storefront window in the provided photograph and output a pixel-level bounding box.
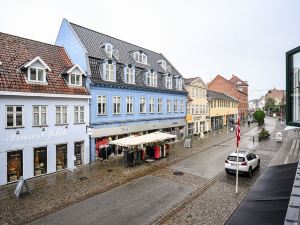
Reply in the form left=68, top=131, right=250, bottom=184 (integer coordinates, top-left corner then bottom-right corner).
left=7, top=150, right=23, bottom=182
left=56, top=144, right=67, bottom=171
left=293, top=52, right=300, bottom=123
left=34, top=147, right=47, bottom=176
left=74, top=142, right=84, bottom=166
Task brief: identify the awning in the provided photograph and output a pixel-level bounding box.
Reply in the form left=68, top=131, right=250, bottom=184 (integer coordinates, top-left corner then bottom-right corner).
left=226, top=162, right=298, bottom=225
left=284, top=126, right=300, bottom=131
left=110, top=132, right=176, bottom=147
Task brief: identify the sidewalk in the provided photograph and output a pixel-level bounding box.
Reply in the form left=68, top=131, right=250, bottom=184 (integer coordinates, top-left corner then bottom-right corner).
left=0, top=123, right=256, bottom=225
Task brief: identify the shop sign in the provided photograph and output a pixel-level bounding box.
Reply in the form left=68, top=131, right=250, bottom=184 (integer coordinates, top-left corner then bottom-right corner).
left=14, top=176, right=31, bottom=200
left=186, top=115, right=193, bottom=123
left=87, top=128, right=94, bottom=136
left=193, top=116, right=204, bottom=121
left=184, top=139, right=192, bottom=148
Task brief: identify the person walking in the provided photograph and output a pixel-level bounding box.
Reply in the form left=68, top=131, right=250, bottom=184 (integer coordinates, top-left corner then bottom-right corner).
left=247, top=117, right=251, bottom=127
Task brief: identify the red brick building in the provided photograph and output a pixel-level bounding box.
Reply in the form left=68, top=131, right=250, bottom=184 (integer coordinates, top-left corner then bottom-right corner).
left=208, top=75, right=249, bottom=116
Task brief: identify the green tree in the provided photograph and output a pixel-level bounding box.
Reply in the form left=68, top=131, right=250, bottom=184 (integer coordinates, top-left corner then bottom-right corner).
left=264, top=97, right=279, bottom=115
left=253, top=110, right=265, bottom=126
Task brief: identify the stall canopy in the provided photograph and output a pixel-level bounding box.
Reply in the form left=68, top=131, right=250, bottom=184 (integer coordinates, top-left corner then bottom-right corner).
left=110, top=132, right=176, bottom=147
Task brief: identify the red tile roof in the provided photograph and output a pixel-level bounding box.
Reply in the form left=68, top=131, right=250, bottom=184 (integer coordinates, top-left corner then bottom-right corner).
left=0, top=32, right=89, bottom=95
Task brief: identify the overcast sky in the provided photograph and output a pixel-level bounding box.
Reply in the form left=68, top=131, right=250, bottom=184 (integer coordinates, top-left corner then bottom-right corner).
left=1, top=0, right=300, bottom=99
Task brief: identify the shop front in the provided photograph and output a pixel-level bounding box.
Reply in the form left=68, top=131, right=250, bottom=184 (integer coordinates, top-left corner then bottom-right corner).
left=74, top=142, right=84, bottom=166
left=211, top=116, right=223, bottom=130
left=7, top=150, right=23, bottom=183
left=56, top=144, right=67, bottom=171
left=186, top=114, right=208, bottom=135
left=34, top=147, right=47, bottom=176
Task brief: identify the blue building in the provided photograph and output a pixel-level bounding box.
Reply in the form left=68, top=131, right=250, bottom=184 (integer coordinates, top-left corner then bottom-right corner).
left=56, top=19, right=187, bottom=161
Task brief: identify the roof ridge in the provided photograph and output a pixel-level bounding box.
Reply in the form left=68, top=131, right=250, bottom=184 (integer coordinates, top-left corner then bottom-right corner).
left=69, top=22, right=162, bottom=56
left=0, top=32, right=64, bottom=50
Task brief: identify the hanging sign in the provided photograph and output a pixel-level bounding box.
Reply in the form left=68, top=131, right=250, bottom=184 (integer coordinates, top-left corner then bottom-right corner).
left=14, top=176, right=31, bottom=200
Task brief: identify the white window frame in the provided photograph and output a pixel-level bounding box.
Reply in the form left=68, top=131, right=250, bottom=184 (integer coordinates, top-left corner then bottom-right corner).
left=33, top=105, right=47, bottom=126
left=74, top=106, right=84, bottom=124
left=166, top=75, right=172, bottom=89
left=125, top=67, right=135, bottom=84
left=97, top=96, right=107, bottom=115
left=28, top=67, right=46, bottom=83
left=112, top=96, right=121, bottom=115
left=149, top=97, right=155, bottom=113
left=146, top=71, right=157, bottom=87
left=104, top=63, right=115, bottom=82
left=139, top=97, right=146, bottom=113
left=105, top=43, right=113, bottom=58
left=6, top=105, right=23, bottom=128
left=56, top=106, right=68, bottom=125
left=159, top=60, right=167, bottom=70
left=126, top=96, right=134, bottom=114
left=167, top=99, right=171, bottom=113
left=134, top=51, right=147, bottom=64
left=69, top=73, right=82, bottom=86
left=174, top=99, right=178, bottom=112
left=158, top=98, right=163, bottom=113
left=180, top=100, right=184, bottom=112
left=176, top=77, right=182, bottom=90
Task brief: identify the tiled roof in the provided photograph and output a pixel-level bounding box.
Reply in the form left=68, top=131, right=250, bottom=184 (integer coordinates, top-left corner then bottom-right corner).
left=184, top=77, right=199, bottom=85
left=207, top=90, right=238, bottom=101
left=0, top=32, right=89, bottom=95
left=69, top=22, right=186, bottom=94
left=229, top=75, right=248, bottom=86
left=265, top=88, right=285, bottom=100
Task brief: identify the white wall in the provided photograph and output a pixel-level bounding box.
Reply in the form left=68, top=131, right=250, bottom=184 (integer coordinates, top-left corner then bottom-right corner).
left=0, top=95, right=90, bottom=185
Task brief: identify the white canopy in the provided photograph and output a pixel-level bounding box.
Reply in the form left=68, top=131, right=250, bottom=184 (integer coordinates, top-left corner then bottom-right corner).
left=110, top=131, right=176, bottom=147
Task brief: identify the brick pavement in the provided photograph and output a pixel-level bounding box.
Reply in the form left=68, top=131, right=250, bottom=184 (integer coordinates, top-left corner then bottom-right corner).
left=0, top=124, right=255, bottom=225
left=151, top=119, right=291, bottom=225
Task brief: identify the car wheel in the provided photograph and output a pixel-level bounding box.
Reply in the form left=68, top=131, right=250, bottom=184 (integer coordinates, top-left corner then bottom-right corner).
left=257, top=159, right=260, bottom=169
left=248, top=167, right=253, bottom=177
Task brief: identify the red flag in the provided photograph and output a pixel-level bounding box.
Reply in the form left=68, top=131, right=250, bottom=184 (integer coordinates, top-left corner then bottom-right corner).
left=236, top=117, right=240, bottom=148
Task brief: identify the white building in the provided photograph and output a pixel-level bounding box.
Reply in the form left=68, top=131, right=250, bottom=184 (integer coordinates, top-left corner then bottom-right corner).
left=0, top=33, right=90, bottom=185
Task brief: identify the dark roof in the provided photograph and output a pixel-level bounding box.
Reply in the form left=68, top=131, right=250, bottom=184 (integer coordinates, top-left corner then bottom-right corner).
left=69, top=22, right=186, bottom=94
left=184, top=77, right=199, bottom=85
left=207, top=90, right=237, bottom=101
left=0, top=32, right=88, bottom=95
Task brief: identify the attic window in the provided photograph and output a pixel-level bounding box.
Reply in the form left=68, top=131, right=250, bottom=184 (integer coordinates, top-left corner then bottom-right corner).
left=105, top=43, right=113, bottom=58
left=176, top=77, right=183, bottom=90
left=159, top=60, right=167, bottom=71
left=69, top=73, right=82, bottom=86
left=134, top=51, right=147, bottom=65
left=28, top=68, right=46, bottom=83
left=166, top=75, right=172, bottom=89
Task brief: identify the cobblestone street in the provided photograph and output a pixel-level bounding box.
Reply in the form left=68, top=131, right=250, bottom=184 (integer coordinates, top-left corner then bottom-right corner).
left=0, top=123, right=256, bottom=225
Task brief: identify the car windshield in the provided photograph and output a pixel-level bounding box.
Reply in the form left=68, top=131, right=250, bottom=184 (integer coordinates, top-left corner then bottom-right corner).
left=228, top=156, right=245, bottom=162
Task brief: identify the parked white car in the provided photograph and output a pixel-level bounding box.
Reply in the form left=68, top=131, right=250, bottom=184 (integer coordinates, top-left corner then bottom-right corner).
left=225, top=151, right=260, bottom=176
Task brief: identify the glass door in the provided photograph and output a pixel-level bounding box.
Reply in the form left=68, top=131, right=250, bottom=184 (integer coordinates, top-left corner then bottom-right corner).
left=56, top=144, right=67, bottom=171
left=7, top=150, right=23, bottom=182
left=34, top=147, right=47, bottom=176
left=74, top=142, right=84, bottom=166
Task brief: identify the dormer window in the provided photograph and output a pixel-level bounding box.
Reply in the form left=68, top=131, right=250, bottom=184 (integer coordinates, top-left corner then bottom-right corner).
left=64, top=64, right=86, bottom=87
left=175, top=77, right=183, bottom=90
left=105, top=43, right=113, bottom=58
left=134, top=51, right=147, bottom=65
left=125, top=65, right=135, bottom=84
left=158, top=60, right=167, bottom=71
left=145, top=71, right=157, bottom=87
left=69, top=73, right=82, bottom=86
left=23, top=56, right=51, bottom=84
left=103, top=61, right=116, bottom=82
left=166, top=75, right=172, bottom=89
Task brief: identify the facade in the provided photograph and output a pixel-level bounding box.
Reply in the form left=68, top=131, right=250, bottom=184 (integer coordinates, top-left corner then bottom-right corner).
left=249, top=99, right=259, bottom=111
left=56, top=19, right=187, bottom=162
left=286, top=46, right=300, bottom=126
left=207, top=90, right=238, bottom=130
left=184, top=77, right=209, bottom=135
left=208, top=75, right=248, bottom=117
left=0, top=32, right=90, bottom=185
left=265, top=88, right=285, bottom=105
left=258, top=96, right=266, bottom=110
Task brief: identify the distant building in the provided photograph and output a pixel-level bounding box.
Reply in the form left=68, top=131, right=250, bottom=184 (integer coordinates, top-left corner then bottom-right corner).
left=207, top=90, right=238, bottom=130
left=184, top=77, right=209, bottom=135
left=208, top=74, right=248, bottom=116
left=265, top=88, right=285, bottom=106
left=258, top=96, right=265, bottom=110
left=249, top=99, right=259, bottom=111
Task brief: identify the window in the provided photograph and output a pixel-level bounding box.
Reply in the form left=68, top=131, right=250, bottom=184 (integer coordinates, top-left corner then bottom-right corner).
left=146, top=71, right=157, bottom=87
left=69, top=73, right=82, bottom=86
left=134, top=51, right=147, bottom=64
left=180, top=100, right=184, bottom=112
left=159, top=60, right=166, bottom=70
left=28, top=67, right=46, bottom=83
left=56, top=106, right=67, bottom=124
left=125, top=66, right=135, bottom=84
left=167, top=99, right=171, bottom=112
left=105, top=43, right=113, bottom=58
left=195, top=105, right=199, bottom=114
left=126, top=96, right=134, bottom=114
left=104, top=63, right=115, bottom=81
left=192, top=88, right=196, bottom=97
left=166, top=75, right=172, bottom=89
left=149, top=97, right=155, bottom=113
left=7, top=150, right=23, bottom=182
left=191, top=104, right=195, bottom=114
left=74, top=106, right=84, bottom=123
left=34, top=147, right=47, bottom=176
left=174, top=100, right=178, bottom=112
left=33, top=106, right=47, bottom=126
left=176, top=77, right=182, bottom=90
left=6, top=106, right=23, bottom=128
left=97, top=96, right=107, bottom=115
left=113, top=96, right=121, bottom=115
left=139, top=97, right=146, bottom=113
left=56, top=144, right=67, bottom=171
left=158, top=98, right=163, bottom=113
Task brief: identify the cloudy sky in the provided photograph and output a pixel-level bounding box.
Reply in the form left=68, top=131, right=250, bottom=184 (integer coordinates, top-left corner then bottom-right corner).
left=1, top=0, right=300, bottom=99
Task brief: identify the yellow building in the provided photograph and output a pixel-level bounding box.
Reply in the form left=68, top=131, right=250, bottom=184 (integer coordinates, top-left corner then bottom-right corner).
left=207, top=90, right=238, bottom=130
left=184, top=77, right=209, bottom=135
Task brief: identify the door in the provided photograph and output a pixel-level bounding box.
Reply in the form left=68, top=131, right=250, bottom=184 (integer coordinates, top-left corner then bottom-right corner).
left=56, top=144, right=67, bottom=171
left=74, top=142, right=84, bottom=166
left=34, top=147, right=47, bottom=176
left=7, top=150, right=23, bottom=182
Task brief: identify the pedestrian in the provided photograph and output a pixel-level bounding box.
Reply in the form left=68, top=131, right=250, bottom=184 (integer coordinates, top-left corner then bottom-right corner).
left=248, top=117, right=251, bottom=127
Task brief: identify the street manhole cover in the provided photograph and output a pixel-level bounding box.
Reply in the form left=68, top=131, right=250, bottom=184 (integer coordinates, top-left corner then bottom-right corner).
left=107, top=169, right=114, bottom=172
left=173, top=171, right=184, bottom=176
left=78, top=176, right=88, bottom=181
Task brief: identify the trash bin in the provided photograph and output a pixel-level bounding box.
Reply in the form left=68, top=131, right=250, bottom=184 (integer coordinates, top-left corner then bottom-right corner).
left=230, top=126, right=234, bottom=132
